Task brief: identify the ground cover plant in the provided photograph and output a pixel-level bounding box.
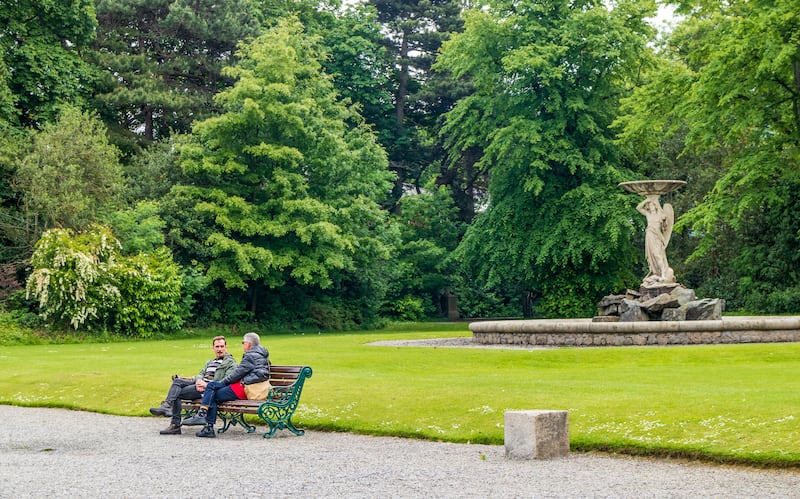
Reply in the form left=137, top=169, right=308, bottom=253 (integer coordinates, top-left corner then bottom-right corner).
left=0, top=322, right=798, bottom=468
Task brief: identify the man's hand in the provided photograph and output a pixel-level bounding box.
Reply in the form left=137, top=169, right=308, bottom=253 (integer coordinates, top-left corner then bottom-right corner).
left=195, top=379, right=208, bottom=393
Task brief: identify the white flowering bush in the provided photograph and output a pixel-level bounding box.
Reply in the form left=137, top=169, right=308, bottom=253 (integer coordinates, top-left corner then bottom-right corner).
left=26, top=225, right=184, bottom=336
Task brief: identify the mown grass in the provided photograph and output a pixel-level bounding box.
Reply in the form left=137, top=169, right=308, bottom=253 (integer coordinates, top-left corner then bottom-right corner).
left=1, top=321, right=798, bottom=468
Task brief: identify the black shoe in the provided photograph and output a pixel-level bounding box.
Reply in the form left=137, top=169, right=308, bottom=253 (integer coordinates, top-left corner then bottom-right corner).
left=150, top=401, right=173, bottom=417
left=159, top=423, right=181, bottom=435
left=196, top=425, right=216, bottom=438
left=181, top=414, right=207, bottom=426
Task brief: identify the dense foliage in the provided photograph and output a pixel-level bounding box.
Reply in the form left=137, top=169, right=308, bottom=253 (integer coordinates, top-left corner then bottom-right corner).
left=165, top=18, right=395, bottom=327
left=437, top=0, right=655, bottom=317
left=1, top=0, right=799, bottom=334
left=0, top=0, right=97, bottom=128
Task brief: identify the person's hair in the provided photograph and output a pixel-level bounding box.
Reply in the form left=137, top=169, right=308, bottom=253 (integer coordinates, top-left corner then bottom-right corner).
left=243, top=332, right=260, bottom=346
left=212, top=335, right=226, bottom=345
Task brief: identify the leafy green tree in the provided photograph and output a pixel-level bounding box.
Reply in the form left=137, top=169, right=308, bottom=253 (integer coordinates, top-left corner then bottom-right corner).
left=12, top=105, right=125, bottom=255
left=436, top=0, right=657, bottom=317
left=265, top=2, right=403, bottom=178
left=616, top=0, right=800, bottom=312
left=0, top=0, right=97, bottom=128
left=317, top=4, right=396, bottom=150
left=166, top=18, right=395, bottom=326
left=92, top=0, right=262, bottom=145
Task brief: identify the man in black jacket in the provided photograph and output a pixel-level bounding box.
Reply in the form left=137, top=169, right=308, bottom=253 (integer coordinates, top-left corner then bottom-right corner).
left=181, top=332, right=270, bottom=437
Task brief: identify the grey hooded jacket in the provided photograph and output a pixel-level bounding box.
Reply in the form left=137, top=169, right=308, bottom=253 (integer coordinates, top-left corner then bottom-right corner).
left=220, top=344, right=270, bottom=386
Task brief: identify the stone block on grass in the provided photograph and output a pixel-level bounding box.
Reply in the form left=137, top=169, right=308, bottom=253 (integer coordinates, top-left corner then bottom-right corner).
left=504, top=410, right=569, bottom=460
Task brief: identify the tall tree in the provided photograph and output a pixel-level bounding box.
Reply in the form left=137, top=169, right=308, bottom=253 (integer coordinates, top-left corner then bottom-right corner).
left=12, top=105, right=124, bottom=255
left=617, top=0, right=800, bottom=312
left=165, top=18, right=395, bottom=324
left=92, top=0, right=262, bottom=145
left=369, top=0, right=465, bottom=207
left=317, top=4, right=396, bottom=151
left=436, top=0, right=657, bottom=317
left=0, top=0, right=97, bottom=128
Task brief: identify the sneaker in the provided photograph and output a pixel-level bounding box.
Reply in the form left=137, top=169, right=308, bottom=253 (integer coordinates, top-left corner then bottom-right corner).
left=196, top=425, right=216, bottom=438
left=149, top=401, right=173, bottom=417
left=181, top=414, right=208, bottom=426
left=159, top=423, right=181, bottom=435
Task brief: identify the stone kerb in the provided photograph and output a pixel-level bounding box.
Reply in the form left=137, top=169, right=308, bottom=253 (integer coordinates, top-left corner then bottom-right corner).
left=504, top=410, right=569, bottom=460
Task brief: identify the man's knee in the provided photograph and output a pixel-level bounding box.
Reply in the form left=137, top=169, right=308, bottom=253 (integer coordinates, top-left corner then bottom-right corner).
left=180, top=386, right=202, bottom=400
left=172, top=377, right=194, bottom=388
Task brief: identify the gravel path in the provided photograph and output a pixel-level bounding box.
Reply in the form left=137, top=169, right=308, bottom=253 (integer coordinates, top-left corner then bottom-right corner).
left=1, top=405, right=798, bottom=498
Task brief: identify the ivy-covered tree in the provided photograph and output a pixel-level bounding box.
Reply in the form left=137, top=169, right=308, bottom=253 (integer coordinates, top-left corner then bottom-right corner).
left=165, top=18, right=395, bottom=326
left=437, top=0, right=657, bottom=317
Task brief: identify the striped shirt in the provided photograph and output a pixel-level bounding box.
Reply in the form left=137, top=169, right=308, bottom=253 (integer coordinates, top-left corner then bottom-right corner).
left=203, top=358, right=223, bottom=381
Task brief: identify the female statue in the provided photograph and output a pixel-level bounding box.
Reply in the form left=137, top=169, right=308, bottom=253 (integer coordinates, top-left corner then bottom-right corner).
left=636, top=195, right=676, bottom=286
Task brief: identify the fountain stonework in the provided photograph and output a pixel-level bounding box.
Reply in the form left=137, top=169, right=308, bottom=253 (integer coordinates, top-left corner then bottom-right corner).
left=593, top=180, right=725, bottom=323
left=469, top=180, right=800, bottom=347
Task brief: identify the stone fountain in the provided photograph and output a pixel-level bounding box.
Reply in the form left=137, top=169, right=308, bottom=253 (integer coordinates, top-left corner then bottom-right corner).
left=592, top=180, right=725, bottom=322
left=468, top=179, right=800, bottom=347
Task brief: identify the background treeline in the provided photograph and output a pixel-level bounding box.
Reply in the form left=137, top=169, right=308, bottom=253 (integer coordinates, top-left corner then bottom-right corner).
left=1, top=0, right=799, bottom=336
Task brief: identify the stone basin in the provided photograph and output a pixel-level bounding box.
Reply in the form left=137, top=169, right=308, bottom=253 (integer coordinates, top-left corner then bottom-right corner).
left=619, top=180, right=686, bottom=196
left=469, top=316, right=800, bottom=347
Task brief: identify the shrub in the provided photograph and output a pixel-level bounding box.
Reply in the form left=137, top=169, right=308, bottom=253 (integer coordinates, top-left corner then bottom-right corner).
left=26, top=225, right=186, bottom=336
left=385, top=294, right=428, bottom=322
left=110, top=247, right=185, bottom=337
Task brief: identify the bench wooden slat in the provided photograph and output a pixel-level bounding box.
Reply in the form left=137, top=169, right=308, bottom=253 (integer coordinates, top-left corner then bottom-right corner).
left=269, top=365, right=304, bottom=374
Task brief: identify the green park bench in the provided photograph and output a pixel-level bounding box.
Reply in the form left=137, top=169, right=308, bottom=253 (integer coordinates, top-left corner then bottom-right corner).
left=181, top=365, right=313, bottom=438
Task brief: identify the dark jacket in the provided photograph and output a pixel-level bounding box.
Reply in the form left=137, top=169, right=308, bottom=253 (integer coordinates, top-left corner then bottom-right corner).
left=220, top=344, right=270, bottom=386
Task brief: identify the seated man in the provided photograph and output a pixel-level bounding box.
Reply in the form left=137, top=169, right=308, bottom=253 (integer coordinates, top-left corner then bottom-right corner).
left=181, top=332, right=270, bottom=438
left=149, top=335, right=237, bottom=435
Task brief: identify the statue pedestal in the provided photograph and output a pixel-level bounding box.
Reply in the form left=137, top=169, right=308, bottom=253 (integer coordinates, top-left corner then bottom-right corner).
left=594, top=284, right=725, bottom=322
left=639, top=283, right=681, bottom=301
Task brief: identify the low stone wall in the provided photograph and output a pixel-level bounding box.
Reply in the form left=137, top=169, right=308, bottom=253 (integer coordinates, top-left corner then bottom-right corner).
left=469, top=316, right=800, bottom=347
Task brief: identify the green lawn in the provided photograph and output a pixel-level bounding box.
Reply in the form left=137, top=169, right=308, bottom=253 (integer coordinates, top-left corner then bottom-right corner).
left=2, top=322, right=798, bottom=467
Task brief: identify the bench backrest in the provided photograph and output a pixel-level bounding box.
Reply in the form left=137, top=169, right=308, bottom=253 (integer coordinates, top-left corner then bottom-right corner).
left=269, top=365, right=311, bottom=387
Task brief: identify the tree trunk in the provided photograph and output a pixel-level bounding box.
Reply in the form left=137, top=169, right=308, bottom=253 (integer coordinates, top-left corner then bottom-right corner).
left=396, top=31, right=409, bottom=125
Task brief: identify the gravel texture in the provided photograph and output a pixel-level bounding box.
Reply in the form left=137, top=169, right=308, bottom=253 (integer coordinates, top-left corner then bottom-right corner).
left=1, top=405, right=798, bottom=498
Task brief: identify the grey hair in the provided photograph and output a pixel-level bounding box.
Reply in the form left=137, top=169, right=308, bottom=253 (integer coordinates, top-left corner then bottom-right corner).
left=243, top=332, right=260, bottom=346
